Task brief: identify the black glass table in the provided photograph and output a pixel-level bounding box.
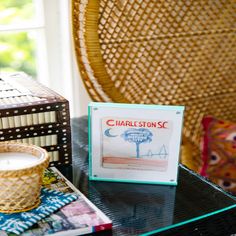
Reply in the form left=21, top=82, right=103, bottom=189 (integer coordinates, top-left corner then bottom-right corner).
left=58, top=117, right=236, bottom=236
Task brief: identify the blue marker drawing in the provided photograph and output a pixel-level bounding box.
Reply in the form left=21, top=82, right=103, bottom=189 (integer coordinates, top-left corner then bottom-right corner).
left=121, top=128, right=153, bottom=158
left=140, top=145, right=168, bottom=159
left=104, top=128, right=118, bottom=137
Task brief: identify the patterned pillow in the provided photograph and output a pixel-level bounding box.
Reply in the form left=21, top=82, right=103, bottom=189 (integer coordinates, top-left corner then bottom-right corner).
left=200, top=116, right=236, bottom=194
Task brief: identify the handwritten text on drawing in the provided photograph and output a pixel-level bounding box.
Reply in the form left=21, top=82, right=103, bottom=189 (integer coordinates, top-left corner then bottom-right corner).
left=106, top=119, right=168, bottom=128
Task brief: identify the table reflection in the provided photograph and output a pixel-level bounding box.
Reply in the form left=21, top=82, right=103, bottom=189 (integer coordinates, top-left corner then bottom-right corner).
left=57, top=117, right=236, bottom=236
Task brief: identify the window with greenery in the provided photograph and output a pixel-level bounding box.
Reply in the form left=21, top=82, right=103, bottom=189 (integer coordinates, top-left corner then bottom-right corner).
left=0, top=0, right=78, bottom=116
left=0, top=0, right=41, bottom=78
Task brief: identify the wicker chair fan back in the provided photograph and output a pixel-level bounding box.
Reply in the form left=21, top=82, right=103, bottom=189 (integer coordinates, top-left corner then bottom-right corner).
left=72, top=0, right=236, bottom=169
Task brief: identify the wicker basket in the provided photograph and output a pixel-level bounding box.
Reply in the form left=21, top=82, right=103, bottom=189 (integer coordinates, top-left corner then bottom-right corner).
left=0, top=142, right=49, bottom=213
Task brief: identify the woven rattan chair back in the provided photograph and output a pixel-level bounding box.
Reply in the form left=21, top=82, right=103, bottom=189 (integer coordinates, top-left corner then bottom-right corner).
left=72, top=0, right=236, bottom=171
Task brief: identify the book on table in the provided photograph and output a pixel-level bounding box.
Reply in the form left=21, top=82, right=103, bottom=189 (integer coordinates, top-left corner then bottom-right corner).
left=0, top=167, right=112, bottom=236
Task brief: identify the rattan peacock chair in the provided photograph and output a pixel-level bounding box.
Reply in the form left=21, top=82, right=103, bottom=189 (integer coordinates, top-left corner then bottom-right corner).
left=72, top=0, right=236, bottom=172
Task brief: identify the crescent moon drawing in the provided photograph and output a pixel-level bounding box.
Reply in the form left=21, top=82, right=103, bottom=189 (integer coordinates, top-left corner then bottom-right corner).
left=104, top=128, right=118, bottom=137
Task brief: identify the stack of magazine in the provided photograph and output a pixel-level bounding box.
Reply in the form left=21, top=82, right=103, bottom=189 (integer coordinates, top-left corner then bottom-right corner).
left=0, top=168, right=112, bottom=236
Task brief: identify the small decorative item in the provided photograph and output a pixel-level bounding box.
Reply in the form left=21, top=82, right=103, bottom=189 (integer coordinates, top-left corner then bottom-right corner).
left=88, top=102, right=185, bottom=185
left=0, top=72, right=71, bottom=166
left=0, top=142, right=49, bottom=213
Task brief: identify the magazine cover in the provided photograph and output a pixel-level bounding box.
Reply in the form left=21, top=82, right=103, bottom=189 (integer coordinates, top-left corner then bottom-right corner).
left=89, top=102, right=185, bottom=185
left=0, top=167, right=112, bottom=236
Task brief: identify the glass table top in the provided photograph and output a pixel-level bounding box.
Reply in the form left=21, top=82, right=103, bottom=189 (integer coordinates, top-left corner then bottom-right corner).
left=59, top=117, right=236, bottom=235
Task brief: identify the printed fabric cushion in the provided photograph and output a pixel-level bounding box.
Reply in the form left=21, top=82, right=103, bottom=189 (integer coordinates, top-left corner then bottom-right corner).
left=200, top=116, right=236, bottom=194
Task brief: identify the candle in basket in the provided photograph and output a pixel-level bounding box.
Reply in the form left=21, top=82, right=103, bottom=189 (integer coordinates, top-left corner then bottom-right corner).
left=0, top=142, right=49, bottom=213
left=0, top=153, right=42, bottom=170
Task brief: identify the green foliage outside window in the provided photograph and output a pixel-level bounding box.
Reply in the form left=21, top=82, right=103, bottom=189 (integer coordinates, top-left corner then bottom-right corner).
left=0, top=0, right=36, bottom=77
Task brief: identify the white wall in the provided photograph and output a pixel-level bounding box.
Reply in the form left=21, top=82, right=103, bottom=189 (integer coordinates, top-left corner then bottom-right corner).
left=41, top=0, right=91, bottom=118
left=72, top=57, right=92, bottom=117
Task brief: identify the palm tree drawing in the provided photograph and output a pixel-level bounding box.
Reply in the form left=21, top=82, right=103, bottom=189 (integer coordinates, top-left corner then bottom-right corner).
left=121, top=128, right=153, bottom=158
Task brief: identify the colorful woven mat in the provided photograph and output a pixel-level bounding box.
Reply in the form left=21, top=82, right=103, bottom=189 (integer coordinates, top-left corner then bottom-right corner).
left=0, top=188, right=77, bottom=235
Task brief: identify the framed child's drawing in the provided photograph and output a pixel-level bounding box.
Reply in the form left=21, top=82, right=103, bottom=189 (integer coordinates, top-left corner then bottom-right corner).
left=88, top=102, right=185, bottom=185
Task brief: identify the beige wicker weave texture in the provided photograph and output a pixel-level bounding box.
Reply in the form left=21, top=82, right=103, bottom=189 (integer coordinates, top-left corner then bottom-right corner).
left=0, top=142, right=49, bottom=213
left=73, top=0, right=236, bottom=171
